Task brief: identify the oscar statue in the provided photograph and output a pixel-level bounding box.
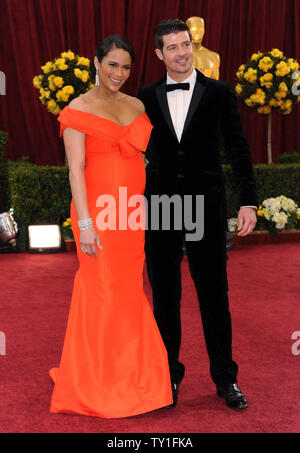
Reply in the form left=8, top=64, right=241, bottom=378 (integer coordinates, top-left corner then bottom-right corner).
left=186, top=16, right=220, bottom=80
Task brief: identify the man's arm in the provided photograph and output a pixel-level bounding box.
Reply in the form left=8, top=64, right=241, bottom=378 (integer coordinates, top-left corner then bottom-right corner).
left=221, top=83, right=258, bottom=207
left=220, top=83, right=258, bottom=235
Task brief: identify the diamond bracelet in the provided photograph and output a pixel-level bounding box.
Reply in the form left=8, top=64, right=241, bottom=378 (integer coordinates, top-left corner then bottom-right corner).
left=78, top=218, right=93, bottom=231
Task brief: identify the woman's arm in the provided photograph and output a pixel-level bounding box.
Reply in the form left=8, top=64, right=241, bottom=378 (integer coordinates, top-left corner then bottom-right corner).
left=63, top=127, right=102, bottom=257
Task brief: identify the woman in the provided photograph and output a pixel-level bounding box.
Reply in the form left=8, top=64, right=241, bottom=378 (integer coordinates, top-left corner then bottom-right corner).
left=49, top=35, right=173, bottom=418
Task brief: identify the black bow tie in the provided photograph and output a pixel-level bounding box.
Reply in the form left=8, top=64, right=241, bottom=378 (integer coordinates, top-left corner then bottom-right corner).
left=166, top=83, right=190, bottom=92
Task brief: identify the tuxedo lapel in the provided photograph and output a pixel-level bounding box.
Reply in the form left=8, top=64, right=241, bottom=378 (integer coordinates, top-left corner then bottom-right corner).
left=154, top=70, right=207, bottom=142
left=181, top=70, right=206, bottom=138
left=155, top=80, right=178, bottom=142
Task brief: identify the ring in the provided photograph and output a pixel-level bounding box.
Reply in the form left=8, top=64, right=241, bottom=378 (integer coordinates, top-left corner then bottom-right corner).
left=81, top=248, right=87, bottom=254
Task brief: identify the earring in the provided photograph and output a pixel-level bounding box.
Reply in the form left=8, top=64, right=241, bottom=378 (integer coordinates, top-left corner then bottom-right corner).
left=95, top=68, right=99, bottom=86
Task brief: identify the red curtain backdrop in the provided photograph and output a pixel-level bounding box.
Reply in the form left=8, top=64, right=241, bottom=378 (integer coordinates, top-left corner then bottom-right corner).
left=0, top=0, right=299, bottom=165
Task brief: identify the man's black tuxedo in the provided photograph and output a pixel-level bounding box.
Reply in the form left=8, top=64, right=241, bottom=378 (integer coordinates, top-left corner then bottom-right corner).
left=138, top=69, right=258, bottom=386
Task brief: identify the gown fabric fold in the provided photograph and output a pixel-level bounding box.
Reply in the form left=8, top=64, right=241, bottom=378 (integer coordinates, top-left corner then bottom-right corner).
left=49, top=106, right=173, bottom=418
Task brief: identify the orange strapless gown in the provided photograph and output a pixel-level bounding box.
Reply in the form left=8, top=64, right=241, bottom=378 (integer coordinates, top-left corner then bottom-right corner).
left=49, top=106, right=173, bottom=418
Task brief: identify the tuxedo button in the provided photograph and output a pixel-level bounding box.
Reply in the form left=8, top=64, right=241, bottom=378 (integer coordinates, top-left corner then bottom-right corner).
left=177, top=173, right=184, bottom=179
left=178, top=151, right=184, bottom=156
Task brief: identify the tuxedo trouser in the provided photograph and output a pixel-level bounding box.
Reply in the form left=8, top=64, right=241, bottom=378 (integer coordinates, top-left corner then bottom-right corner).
left=145, top=187, right=238, bottom=386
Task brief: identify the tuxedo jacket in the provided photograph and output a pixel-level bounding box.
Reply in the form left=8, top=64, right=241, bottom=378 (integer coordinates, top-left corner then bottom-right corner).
left=138, top=69, right=258, bottom=210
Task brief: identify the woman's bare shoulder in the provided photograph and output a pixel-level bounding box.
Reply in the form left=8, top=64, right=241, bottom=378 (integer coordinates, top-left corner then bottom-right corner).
left=68, top=97, right=84, bottom=110
left=123, top=94, right=145, bottom=114
left=68, top=91, right=95, bottom=110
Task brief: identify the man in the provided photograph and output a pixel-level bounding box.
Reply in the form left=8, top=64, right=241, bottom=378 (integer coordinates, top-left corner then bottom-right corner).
left=138, top=18, right=258, bottom=409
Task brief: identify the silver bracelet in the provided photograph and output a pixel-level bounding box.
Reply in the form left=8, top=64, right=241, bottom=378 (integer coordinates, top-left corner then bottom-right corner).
left=78, top=218, right=93, bottom=231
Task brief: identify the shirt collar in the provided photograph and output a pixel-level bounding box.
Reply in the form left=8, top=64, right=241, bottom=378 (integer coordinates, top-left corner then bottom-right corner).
left=166, top=67, right=196, bottom=88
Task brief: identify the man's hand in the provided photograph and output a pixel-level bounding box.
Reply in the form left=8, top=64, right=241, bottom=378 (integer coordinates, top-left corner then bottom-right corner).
left=237, top=207, right=257, bottom=236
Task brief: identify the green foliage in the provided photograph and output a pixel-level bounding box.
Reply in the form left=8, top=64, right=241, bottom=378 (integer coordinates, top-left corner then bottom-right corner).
left=7, top=160, right=71, bottom=227
left=276, top=152, right=300, bottom=164
left=224, top=163, right=300, bottom=217
left=0, top=131, right=8, bottom=154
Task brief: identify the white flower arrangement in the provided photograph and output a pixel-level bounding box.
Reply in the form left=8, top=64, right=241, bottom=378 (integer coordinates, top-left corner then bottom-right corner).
left=227, top=217, right=239, bottom=233
left=228, top=195, right=300, bottom=237
left=260, top=195, right=298, bottom=231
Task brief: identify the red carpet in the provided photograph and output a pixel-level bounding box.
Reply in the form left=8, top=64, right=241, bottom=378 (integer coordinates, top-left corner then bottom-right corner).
left=0, top=243, right=300, bottom=433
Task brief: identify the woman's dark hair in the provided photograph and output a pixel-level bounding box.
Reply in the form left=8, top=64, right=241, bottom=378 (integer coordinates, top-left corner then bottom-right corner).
left=154, top=18, right=191, bottom=51
left=90, top=35, right=135, bottom=82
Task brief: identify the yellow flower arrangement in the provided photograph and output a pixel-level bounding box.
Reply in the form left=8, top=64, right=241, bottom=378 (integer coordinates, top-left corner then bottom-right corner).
left=244, top=67, right=258, bottom=83
left=260, top=72, right=273, bottom=88
left=62, top=217, right=73, bottom=239
left=257, top=205, right=264, bottom=216
left=258, top=56, right=274, bottom=72
left=251, top=51, right=263, bottom=61
left=235, top=48, right=300, bottom=116
left=33, top=50, right=94, bottom=115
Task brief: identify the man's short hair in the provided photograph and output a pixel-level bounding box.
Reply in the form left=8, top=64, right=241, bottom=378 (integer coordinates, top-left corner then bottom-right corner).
left=154, top=18, right=192, bottom=51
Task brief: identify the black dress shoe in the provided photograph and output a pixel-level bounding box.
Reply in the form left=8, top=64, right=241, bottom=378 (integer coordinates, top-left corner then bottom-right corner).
left=166, top=382, right=179, bottom=408
left=216, top=382, right=248, bottom=409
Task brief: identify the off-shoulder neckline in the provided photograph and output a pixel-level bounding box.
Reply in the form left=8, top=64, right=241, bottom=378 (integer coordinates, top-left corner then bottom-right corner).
left=64, top=106, right=146, bottom=128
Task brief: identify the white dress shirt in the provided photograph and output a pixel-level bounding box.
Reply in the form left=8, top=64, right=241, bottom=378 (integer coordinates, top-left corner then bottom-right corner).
left=166, top=67, right=256, bottom=211
left=166, top=67, right=197, bottom=142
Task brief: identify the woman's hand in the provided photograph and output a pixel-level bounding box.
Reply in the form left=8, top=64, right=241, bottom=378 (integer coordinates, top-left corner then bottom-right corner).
left=80, top=228, right=102, bottom=258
